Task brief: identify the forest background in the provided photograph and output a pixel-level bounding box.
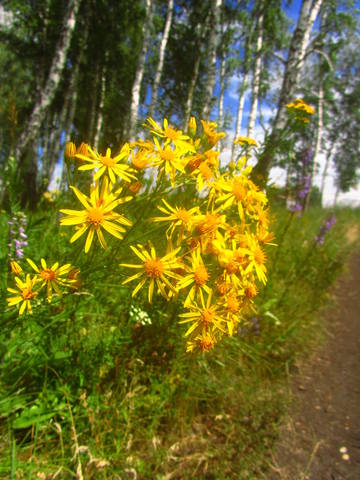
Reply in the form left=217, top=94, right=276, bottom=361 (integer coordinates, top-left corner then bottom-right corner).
left=1, top=0, right=360, bottom=479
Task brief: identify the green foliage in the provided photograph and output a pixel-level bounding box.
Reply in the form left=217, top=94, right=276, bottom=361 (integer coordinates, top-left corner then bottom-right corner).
left=1, top=202, right=359, bottom=478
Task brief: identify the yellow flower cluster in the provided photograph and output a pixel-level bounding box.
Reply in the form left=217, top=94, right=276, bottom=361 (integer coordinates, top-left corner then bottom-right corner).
left=7, top=259, right=79, bottom=315
left=286, top=98, right=315, bottom=123
left=54, top=118, right=273, bottom=351
left=115, top=117, right=275, bottom=353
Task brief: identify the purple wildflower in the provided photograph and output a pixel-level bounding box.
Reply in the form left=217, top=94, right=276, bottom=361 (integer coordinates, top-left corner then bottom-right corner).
left=315, top=214, right=336, bottom=245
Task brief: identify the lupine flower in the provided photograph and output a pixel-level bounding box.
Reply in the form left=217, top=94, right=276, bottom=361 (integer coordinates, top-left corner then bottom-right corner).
left=315, top=214, right=336, bottom=245
left=8, top=212, right=28, bottom=260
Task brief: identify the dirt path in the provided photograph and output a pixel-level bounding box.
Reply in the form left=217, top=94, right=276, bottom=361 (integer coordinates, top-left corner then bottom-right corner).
left=269, top=250, right=360, bottom=480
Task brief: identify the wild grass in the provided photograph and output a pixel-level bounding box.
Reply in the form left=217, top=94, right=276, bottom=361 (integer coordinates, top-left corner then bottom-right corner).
left=0, top=200, right=359, bottom=479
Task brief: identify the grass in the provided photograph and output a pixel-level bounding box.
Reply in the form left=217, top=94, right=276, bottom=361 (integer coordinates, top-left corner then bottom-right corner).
left=0, top=199, right=359, bottom=479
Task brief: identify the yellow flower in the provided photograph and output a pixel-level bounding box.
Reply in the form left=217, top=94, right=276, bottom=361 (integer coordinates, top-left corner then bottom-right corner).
left=286, top=98, right=315, bottom=118
left=145, top=117, right=195, bottom=151
left=59, top=176, right=132, bottom=253
left=76, top=145, right=136, bottom=184
left=10, top=260, right=23, bottom=276
left=233, top=136, right=258, bottom=147
left=65, top=141, right=76, bottom=160
left=245, top=235, right=267, bottom=284
left=176, top=249, right=212, bottom=306
left=188, top=116, right=197, bottom=136
left=150, top=137, right=188, bottom=186
left=151, top=199, right=200, bottom=239
left=26, top=258, right=73, bottom=302
left=179, top=289, right=226, bottom=338
left=201, top=120, right=226, bottom=146
left=7, top=274, right=38, bottom=315
left=120, top=243, right=182, bottom=303
left=186, top=331, right=217, bottom=353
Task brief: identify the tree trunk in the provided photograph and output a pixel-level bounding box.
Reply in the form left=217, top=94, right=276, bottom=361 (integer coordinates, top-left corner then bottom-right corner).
left=218, top=46, right=226, bottom=129
left=183, top=44, right=201, bottom=130
left=129, top=0, right=153, bottom=141
left=15, top=0, right=81, bottom=159
left=93, top=62, right=107, bottom=149
left=202, top=0, right=222, bottom=119
left=252, top=0, right=323, bottom=183
left=149, top=0, right=173, bottom=118
left=305, top=81, right=323, bottom=209
left=247, top=13, right=263, bottom=138
left=231, top=71, right=248, bottom=160
left=320, top=140, right=335, bottom=205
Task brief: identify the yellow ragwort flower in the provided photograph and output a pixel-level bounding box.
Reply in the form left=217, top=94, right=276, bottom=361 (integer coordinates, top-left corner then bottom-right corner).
left=76, top=145, right=136, bottom=184
left=145, top=117, right=195, bottom=151
left=176, top=249, right=212, bottom=306
left=59, top=177, right=132, bottom=253
left=26, top=258, right=73, bottom=302
left=179, top=289, right=226, bottom=338
left=10, top=260, right=23, bottom=276
left=233, top=136, right=258, bottom=147
left=151, top=199, right=200, bottom=239
left=120, top=243, right=182, bottom=303
left=7, top=274, right=38, bottom=315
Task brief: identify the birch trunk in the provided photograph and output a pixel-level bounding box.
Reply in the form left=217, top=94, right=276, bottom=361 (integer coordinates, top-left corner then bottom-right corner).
left=93, top=63, right=107, bottom=149
left=15, top=0, right=81, bottom=159
left=218, top=47, right=226, bottom=129
left=247, top=13, right=263, bottom=138
left=202, top=0, right=222, bottom=119
left=149, top=0, right=173, bottom=118
left=305, top=81, right=323, bottom=209
left=320, top=141, right=335, bottom=205
left=129, top=0, right=153, bottom=141
left=231, top=72, right=248, bottom=160
left=183, top=50, right=201, bottom=130
left=252, top=0, right=323, bottom=182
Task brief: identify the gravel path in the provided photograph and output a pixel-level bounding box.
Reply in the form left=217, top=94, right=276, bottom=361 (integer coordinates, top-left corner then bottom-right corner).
left=269, top=250, right=360, bottom=480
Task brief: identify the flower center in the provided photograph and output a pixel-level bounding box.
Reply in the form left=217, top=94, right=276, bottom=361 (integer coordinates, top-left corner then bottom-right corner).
left=199, top=334, right=215, bottom=351
left=246, top=284, right=258, bottom=299
left=41, top=269, right=56, bottom=281
left=201, top=308, right=214, bottom=327
left=22, top=287, right=36, bottom=300
left=198, top=162, right=213, bottom=180
left=176, top=208, right=191, bottom=223
left=144, top=258, right=164, bottom=278
left=100, top=155, right=116, bottom=167
left=227, top=295, right=240, bottom=314
left=87, top=208, right=104, bottom=226
left=160, top=149, right=175, bottom=162
left=164, top=126, right=180, bottom=141
left=232, top=180, right=247, bottom=201
left=194, top=265, right=209, bottom=286
left=197, top=214, right=220, bottom=235
left=253, top=246, right=266, bottom=265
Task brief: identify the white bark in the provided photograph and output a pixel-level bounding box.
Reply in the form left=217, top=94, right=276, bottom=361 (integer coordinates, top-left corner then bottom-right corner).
left=93, top=64, right=107, bottom=149
left=231, top=72, right=248, bottom=160
left=129, top=0, right=153, bottom=141
left=247, top=13, right=263, bottom=138
left=183, top=26, right=201, bottom=130
left=273, top=0, right=324, bottom=132
left=149, top=0, right=173, bottom=118
left=202, top=0, right=222, bottom=119
left=15, top=0, right=81, bottom=159
left=305, top=81, right=323, bottom=209
left=320, top=141, right=335, bottom=204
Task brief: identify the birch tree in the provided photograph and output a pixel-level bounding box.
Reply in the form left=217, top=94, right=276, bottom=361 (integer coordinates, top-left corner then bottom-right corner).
left=247, top=12, right=263, bottom=138
left=149, top=0, right=174, bottom=118
left=15, top=0, right=81, bottom=159
left=202, top=0, right=222, bottom=119
left=252, top=0, right=323, bottom=182
left=128, top=0, right=153, bottom=141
